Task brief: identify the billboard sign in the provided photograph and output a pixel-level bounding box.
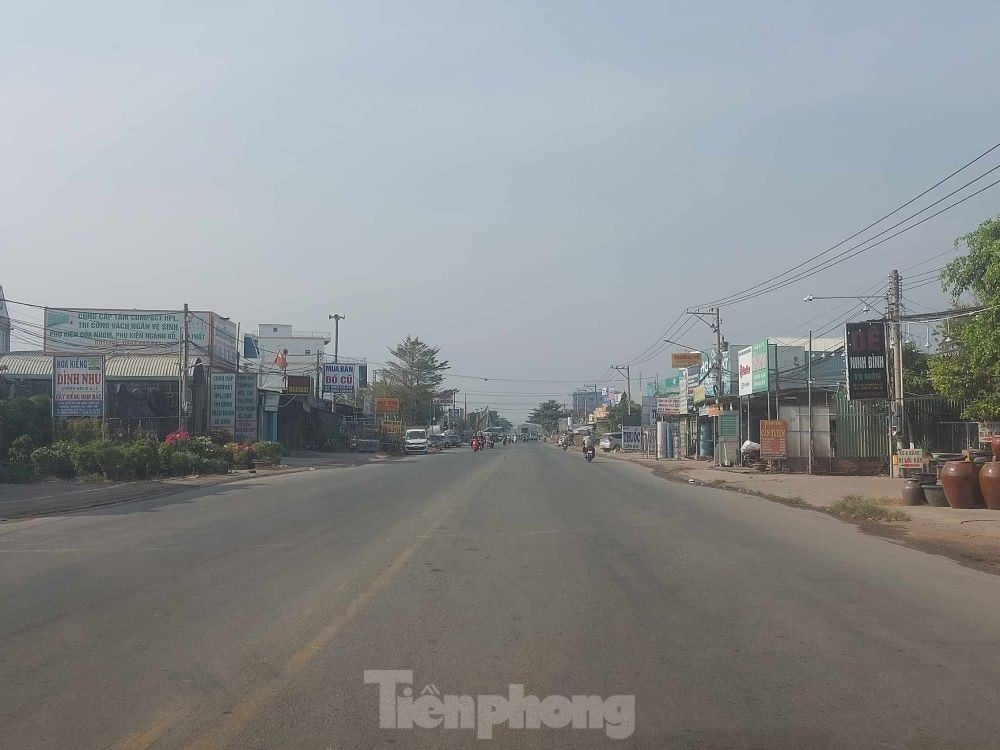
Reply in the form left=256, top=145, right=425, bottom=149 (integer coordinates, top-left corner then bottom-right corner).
left=376, top=397, right=400, bottom=414
left=656, top=396, right=686, bottom=415
left=234, top=373, right=258, bottom=442
left=285, top=375, right=312, bottom=395
left=323, top=363, right=357, bottom=395
left=738, top=346, right=753, bottom=397
left=671, top=352, right=703, bottom=369
left=210, top=373, right=236, bottom=431
left=52, top=355, right=105, bottom=418
left=845, top=322, right=889, bottom=400
left=622, top=426, right=641, bottom=451
left=759, top=420, right=787, bottom=459
left=897, top=448, right=924, bottom=469
left=751, top=341, right=769, bottom=393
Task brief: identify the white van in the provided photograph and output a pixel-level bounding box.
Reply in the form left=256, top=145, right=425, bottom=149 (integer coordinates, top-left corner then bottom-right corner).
left=404, top=429, right=429, bottom=455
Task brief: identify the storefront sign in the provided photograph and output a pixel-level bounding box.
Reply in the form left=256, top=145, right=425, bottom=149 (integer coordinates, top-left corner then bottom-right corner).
left=897, top=448, right=924, bottom=469
left=751, top=341, right=769, bottom=394
left=707, top=404, right=721, bottom=418
left=671, top=352, right=702, bottom=369
left=845, top=321, right=889, bottom=400
left=285, top=375, right=312, bottom=395
left=43, top=308, right=218, bottom=355
left=759, top=420, right=787, bottom=459
left=738, top=346, right=753, bottom=397
left=698, top=405, right=709, bottom=417
left=375, top=397, right=400, bottom=414
left=692, top=385, right=707, bottom=404
left=323, top=363, right=357, bottom=395
left=210, top=373, right=236, bottom=431
left=52, top=355, right=105, bottom=418
left=622, top=426, right=641, bottom=451
left=234, top=373, right=258, bottom=442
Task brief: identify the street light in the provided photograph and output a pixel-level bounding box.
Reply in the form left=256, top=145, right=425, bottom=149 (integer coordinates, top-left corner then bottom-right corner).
left=802, top=293, right=886, bottom=314
left=328, top=314, right=345, bottom=363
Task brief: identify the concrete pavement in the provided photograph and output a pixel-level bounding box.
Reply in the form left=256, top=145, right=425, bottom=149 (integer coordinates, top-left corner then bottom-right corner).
left=4, top=445, right=1000, bottom=747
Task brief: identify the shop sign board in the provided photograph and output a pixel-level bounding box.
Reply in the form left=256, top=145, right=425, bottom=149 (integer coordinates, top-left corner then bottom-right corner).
left=52, top=355, right=105, bottom=418
left=759, top=420, right=787, bottom=459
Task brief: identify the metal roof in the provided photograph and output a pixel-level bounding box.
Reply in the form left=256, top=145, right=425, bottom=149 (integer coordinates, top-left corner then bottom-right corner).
left=0, top=352, right=182, bottom=380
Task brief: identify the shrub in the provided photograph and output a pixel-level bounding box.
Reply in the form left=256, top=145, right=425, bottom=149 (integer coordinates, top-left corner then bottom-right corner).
left=4, top=460, right=34, bottom=483
left=70, top=441, right=104, bottom=477
left=209, top=429, right=234, bottom=445
left=0, top=396, right=50, bottom=459
left=94, top=442, right=126, bottom=480
left=31, top=443, right=76, bottom=479
left=8, top=435, right=35, bottom=465
left=124, top=440, right=160, bottom=479
left=62, top=418, right=104, bottom=444
left=252, top=441, right=283, bottom=464
left=187, top=436, right=225, bottom=460
left=830, top=495, right=911, bottom=522
left=170, top=451, right=193, bottom=476
left=191, top=456, right=228, bottom=475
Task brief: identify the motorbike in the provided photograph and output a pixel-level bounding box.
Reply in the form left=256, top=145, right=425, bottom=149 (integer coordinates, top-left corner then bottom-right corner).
left=562, top=442, right=569, bottom=451
left=741, top=440, right=761, bottom=467
left=584, top=446, right=596, bottom=462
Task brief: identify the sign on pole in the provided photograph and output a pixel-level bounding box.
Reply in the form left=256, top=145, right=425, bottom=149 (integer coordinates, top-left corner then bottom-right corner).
left=52, top=355, right=105, bottom=418
left=323, top=363, right=357, bottom=395
left=656, top=396, right=685, bottom=416
left=210, top=373, right=236, bottom=432
left=234, top=373, right=258, bottom=442
left=285, top=375, right=312, bottom=395
left=751, top=341, right=769, bottom=394
left=759, top=420, right=788, bottom=459
left=738, top=346, right=753, bottom=397
left=671, top=352, right=702, bottom=369
left=845, top=321, right=890, bottom=400
left=376, top=397, right=400, bottom=414
left=897, top=448, right=924, bottom=469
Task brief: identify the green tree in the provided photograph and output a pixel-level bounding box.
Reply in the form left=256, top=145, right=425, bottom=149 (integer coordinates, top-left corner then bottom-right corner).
left=603, top=398, right=642, bottom=431
left=382, top=336, right=450, bottom=425
left=929, top=216, right=1000, bottom=418
left=528, top=400, right=568, bottom=432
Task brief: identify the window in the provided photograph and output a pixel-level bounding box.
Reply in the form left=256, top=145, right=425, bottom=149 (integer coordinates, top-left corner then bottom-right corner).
left=305, top=349, right=311, bottom=355
left=272, top=327, right=278, bottom=332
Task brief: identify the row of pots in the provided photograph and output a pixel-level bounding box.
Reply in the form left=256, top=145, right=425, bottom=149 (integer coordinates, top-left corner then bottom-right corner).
left=903, top=460, right=1000, bottom=509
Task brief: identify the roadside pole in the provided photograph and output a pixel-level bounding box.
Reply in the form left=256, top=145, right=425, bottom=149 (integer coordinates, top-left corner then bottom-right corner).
left=180, top=303, right=189, bottom=432
left=808, top=329, right=813, bottom=476
left=890, top=269, right=905, bottom=476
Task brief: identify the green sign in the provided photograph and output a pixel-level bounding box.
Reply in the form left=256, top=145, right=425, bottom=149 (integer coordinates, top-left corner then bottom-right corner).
left=751, top=341, right=769, bottom=394
left=719, top=412, right=740, bottom=438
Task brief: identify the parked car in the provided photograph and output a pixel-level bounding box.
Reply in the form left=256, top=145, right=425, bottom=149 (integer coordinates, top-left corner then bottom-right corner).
left=443, top=433, right=462, bottom=448
left=427, top=434, right=446, bottom=450
left=404, top=429, right=429, bottom=454
left=600, top=432, right=622, bottom=452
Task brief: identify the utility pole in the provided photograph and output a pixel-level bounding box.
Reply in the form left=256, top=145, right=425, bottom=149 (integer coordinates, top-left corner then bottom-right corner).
left=180, top=303, right=189, bottom=432
left=315, top=350, right=322, bottom=398
left=611, top=365, right=632, bottom=415
left=685, top=306, right=724, bottom=466
left=889, top=269, right=905, bottom=473
left=807, top=329, right=813, bottom=476
left=329, top=314, right=345, bottom=363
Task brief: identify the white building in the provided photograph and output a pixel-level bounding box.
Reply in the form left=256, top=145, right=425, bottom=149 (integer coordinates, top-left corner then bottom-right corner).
left=249, top=323, right=331, bottom=392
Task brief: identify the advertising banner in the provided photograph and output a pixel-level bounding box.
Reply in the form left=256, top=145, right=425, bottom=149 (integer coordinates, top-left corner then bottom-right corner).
left=692, top=385, right=707, bottom=404
left=845, top=321, right=889, bottom=400
left=234, top=373, right=258, bottom=442
left=285, top=375, right=312, bottom=395
left=210, top=373, right=236, bottom=431
left=897, top=448, right=924, bottom=469
left=759, top=420, right=788, bottom=459
left=751, top=341, right=769, bottom=394
left=375, top=397, right=400, bottom=414
left=671, top=352, right=703, bottom=369
left=323, top=363, right=357, bottom=395
left=52, top=355, right=105, bottom=418
left=44, top=308, right=212, bottom=354
left=622, top=426, right=641, bottom=451
left=656, top=396, right=686, bottom=416
left=738, top=346, right=753, bottom=397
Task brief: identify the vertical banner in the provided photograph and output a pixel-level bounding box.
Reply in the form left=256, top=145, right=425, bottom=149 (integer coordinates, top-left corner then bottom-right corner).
left=737, top=346, right=753, bottom=397
left=210, top=373, right=236, bottom=432
left=52, top=355, right=105, bottom=417
left=751, top=341, right=769, bottom=393
left=234, top=373, right=258, bottom=442
left=323, top=363, right=357, bottom=395
left=845, top=321, right=889, bottom=400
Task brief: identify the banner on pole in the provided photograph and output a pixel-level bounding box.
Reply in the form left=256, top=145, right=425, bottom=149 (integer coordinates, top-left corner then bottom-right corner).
left=52, top=355, right=105, bottom=418
left=210, top=373, right=236, bottom=431
left=323, top=363, right=357, bottom=395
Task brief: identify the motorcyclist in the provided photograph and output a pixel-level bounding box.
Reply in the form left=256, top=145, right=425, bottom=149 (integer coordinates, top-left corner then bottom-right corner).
left=582, top=432, right=596, bottom=456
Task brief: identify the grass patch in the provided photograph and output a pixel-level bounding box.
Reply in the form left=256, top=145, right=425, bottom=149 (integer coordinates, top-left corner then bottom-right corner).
left=830, top=494, right=911, bottom=522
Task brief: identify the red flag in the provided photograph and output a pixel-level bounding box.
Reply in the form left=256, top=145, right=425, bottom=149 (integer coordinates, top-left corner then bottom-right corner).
left=274, top=349, right=287, bottom=369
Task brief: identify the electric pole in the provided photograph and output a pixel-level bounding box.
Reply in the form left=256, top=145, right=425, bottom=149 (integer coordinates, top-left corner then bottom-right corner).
left=685, top=306, right=724, bottom=466
left=328, top=314, right=345, bottom=363
left=611, top=365, right=632, bottom=415
left=890, top=270, right=905, bottom=469
left=180, top=303, right=189, bottom=432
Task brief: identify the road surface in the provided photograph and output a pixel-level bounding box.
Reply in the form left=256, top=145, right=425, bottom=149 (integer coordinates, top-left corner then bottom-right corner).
left=3, top=444, right=1000, bottom=748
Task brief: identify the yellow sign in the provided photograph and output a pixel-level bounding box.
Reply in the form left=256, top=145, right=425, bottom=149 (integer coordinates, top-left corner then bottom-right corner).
left=692, top=386, right=706, bottom=404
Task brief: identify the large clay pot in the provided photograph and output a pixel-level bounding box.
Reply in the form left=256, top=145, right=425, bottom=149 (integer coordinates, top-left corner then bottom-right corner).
left=923, top=484, right=949, bottom=507
left=980, top=461, right=1000, bottom=511
left=901, top=478, right=927, bottom=506
left=941, top=461, right=983, bottom=509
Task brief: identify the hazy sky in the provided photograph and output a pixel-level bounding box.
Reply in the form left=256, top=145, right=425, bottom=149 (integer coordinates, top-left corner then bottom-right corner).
left=4, top=1, right=1000, bottom=419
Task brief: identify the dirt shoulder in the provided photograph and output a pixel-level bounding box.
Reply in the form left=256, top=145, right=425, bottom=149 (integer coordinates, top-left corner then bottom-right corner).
left=606, top=450, right=1000, bottom=577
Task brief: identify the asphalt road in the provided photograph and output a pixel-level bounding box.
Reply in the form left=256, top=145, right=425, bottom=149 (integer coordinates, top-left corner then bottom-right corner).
left=4, top=444, right=1000, bottom=748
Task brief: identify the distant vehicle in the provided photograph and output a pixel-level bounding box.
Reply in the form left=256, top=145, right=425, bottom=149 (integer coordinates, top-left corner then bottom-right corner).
left=427, top=434, right=446, bottom=450
left=404, top=429, right=429, bottom=455
left=518, top=422, right=543, bottom=441
left=600, top=433, right=622, bottom=452
left=443, top=433, right=462, bottom=448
